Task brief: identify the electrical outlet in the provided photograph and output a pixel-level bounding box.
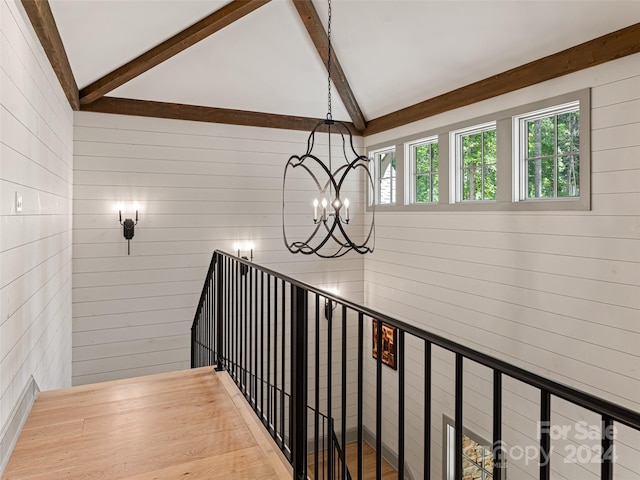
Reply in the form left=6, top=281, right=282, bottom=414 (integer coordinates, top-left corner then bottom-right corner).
left=15, top=192, right=22, bottom=212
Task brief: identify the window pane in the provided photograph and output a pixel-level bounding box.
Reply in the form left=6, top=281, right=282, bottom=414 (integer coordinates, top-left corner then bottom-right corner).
left=483, top=165, right=497, bottom=200
left=558, top=155, right=579, bottom=197
left=463, top=133, right=482, bottom=168
left=463, top=167, right=471, bottom=201
left=380, top=178, right=391, bottom=203
left=527, top=116, right=555, bottom=158
left=463, top=457, right=484, bottom=480
left=483, top=129, right=497, bottom=164
left=523, top=106, right=580, bottom=200
left=415, top=175, right=431, bottom=203
left=463, top=166, right=482, bottom=201
left=415, top=145, right=431, bottom=174
left=460, top=127, right=496, bottom=202
left=557, top=110, right=580, bottom=155
left=432, top=143, right=439, bottom=171
left=433, top=173, right=439, bottom=202
left=527, top=158, right=555, bottom=198
left=376, top=150, right=396, bottom=204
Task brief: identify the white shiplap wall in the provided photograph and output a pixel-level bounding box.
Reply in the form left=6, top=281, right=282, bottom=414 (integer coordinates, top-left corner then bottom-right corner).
left=363, top=54, right=640, bottom=480
left=72, top=112, right=365, bottom=385
left=0, top=0, right=73, bottom=465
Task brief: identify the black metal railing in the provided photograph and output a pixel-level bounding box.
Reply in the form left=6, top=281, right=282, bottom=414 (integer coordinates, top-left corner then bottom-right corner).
left=192, top=250, right=640, bottom=480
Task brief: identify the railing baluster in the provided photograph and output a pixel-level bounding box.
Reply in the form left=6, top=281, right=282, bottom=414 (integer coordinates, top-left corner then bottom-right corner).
left=493, top=370, right=503, bottom=480
left=314, top=294, right=320, bottom=480
left=208, top=269, right=211, bottom=365
left=274, top=277, right=279, bottom=441
left=424, top=340, right=431, bottom=480
left=455, top=354, right=463, bottom=480
left=357, top=312, right=364, bottom=480
left=602, top=416, right=613, bottom=480
left=290, top=284, right=308, bottom=480
left=327, top=297, right=333, bottom=477
left=235, top=259, right=240, bottom=381
left=341, top=305, right=347, bottom=480
left=376, top=319, right=382, bottom=480
left=225, top=257, right=230, bottom=372
left=242, top=263, right=247, bottom=391
left=254, top=267, right=258, bottom=405
left=190, top=321, right=196, bottom=369
left=266, top=275, right=272, bottom=428
left=244, top=268, right=253, bottom=403
left=398, top=329, right=405, bottom=480
left=540, top=390, right=551, bottom=480
left=281, top=279, right=286, bottom=448
left=260, top=271, right=264, bottom=417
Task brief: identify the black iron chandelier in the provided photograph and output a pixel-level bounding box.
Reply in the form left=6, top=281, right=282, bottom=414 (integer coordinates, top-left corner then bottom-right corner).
left=282, top=0, right=375, bottom=258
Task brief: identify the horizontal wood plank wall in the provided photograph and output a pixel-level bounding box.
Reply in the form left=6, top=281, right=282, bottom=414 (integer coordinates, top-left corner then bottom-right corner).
left=72, top=112, right=365, bottom=385
left=362, top=53, right=640, bottom=480
left=0, top=0, right=73, bottom=460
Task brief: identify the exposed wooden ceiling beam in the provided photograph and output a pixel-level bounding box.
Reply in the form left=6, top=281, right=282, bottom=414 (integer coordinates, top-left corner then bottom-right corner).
left=21, top=0, right=79, bottom=110
left=79, top=0, right=271, bottom=105
left=80, top=97, right=362, bottom=134
left=364, top=22, right=640, bottom=137
left=292, top=0, right=367, bottom=132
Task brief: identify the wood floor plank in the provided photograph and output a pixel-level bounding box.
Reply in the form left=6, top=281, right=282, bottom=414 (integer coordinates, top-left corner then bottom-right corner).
left=2, top=368, right=291, bottom=480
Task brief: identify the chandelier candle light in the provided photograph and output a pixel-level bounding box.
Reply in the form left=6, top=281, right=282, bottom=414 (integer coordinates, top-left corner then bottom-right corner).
left=282, top=0, right=374, bottom=258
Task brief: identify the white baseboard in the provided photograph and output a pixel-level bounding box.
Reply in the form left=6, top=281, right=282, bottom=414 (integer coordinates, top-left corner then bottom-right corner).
left=0, top=377, right=39, bottom=476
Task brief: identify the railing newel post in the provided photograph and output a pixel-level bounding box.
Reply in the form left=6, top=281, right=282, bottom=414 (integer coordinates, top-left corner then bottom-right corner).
left=290, top=284, right=308, bottom=480
left=215, top=252, right=225, bottom=371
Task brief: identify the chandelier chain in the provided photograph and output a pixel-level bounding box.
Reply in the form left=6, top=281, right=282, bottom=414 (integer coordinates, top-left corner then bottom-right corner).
left=327, top=0, right=332, bottom=119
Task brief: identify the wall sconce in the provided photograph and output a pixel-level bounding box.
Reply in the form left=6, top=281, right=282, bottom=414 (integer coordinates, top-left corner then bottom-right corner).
left=324, top=299, right=336, bottom=320
left=323, top=287, right=339, bottom=320
left=119, top=210, right=138, bottom=255
left=233, top=242, right=254, bottom=275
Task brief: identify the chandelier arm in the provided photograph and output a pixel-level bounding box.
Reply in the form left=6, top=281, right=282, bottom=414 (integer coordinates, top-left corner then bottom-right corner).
left=288, top=157, right=325, bottom=192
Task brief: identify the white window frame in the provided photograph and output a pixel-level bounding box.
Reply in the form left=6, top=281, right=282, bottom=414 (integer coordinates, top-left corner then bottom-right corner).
left=513, top=101, right=580, bottom=202
left=370, top=146, right=397, bottom=206
left=450, top=121, right=497, bottom=204
left=443, top=416, right=502, bottom=480
left=407, top=136, right=439, bottom=205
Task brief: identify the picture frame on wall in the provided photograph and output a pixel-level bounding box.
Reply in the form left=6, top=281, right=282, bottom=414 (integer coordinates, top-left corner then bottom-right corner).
left=372, top=320, right=397, bottom=370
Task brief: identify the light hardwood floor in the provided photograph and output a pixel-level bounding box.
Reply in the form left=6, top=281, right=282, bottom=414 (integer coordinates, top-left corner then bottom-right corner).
left=2, top=367, right=291, bottom=480
left=307, top=442, right=398, bottom=480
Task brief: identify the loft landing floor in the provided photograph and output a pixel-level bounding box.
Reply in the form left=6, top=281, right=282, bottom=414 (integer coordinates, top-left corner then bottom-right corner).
left=2, top=367, right=291, bottom=480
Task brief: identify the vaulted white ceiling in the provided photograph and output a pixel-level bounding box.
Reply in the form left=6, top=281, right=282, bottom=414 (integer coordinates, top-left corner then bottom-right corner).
left=49, top=0, right=640, bottom=123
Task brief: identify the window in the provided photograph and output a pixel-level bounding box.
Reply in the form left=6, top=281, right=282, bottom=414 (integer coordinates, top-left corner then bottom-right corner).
left=366, top=90, right=588, bottom=212
left=452, top=123, right=497, bottom=202
left=445, top=421, right=497, bottom=480
left=373, top=148, right=396, bottom=205
left=515, top=102, right=580, bottom=200
left=409, top=137, right=438, bottom=204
